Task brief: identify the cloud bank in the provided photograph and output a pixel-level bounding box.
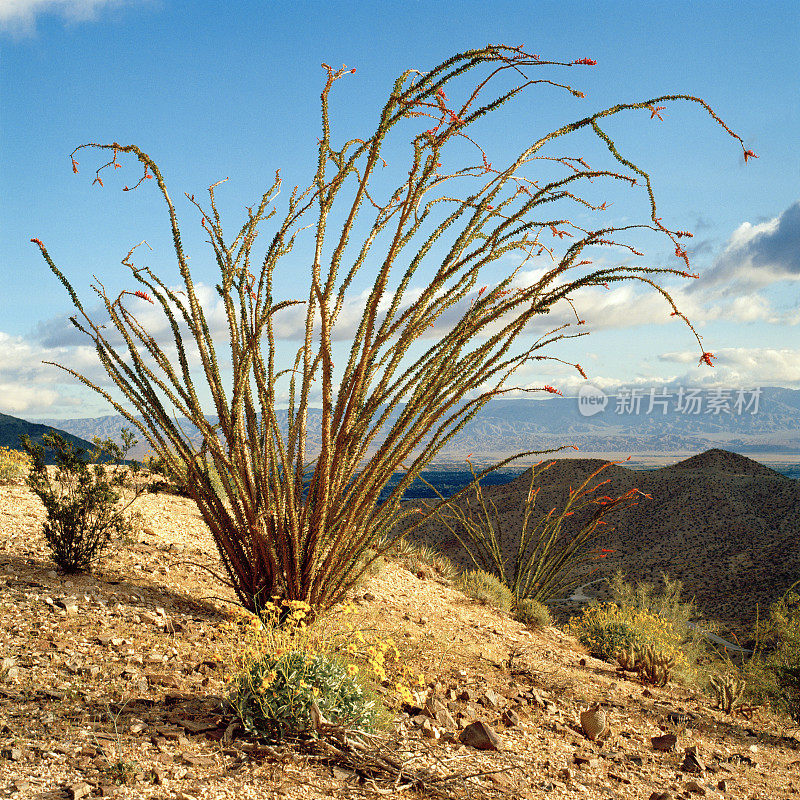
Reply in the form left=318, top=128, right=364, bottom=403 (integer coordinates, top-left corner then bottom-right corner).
left=695, top=201, right=800, bottom=292
left=0, top=0, right=145, bottom=32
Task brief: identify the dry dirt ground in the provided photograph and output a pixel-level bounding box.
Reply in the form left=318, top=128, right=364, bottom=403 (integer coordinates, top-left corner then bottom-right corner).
left=2, top=483, right=800, bottom=800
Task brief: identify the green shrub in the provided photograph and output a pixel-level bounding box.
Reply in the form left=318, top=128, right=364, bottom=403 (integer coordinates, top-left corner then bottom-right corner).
left=0, top=447, right=31, bottom=484
left=456, top=569, right=514, bottom=613
left=232, top=649, right=378, bottom=741
left=19, top=430, right=145, bottom=573
left=227, top=600, right=381, bottom=741
left=606, top=571, right=708, bottom=684
left=514, top=598, right=552, bottom=629
left=568, top=599, right=691, bottom=683
left=741, top=589, right=800, bottom=720
left=568, top=604, right=644, bottom=662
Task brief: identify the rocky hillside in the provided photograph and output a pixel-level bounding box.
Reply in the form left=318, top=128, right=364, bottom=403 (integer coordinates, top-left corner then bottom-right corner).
left=2, top=481, right=800, bottom=799
left=403, top=449, right=800, bottom=637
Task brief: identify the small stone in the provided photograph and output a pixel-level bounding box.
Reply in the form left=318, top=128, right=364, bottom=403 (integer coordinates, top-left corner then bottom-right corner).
left=573, top=753, right=601, bottom=769
left=420, top=719, right=440, bottom=739
left=558, top=767, right=572, bottom=781
left=680, top=747, right=704, bottom=774
left=648, top=793, right=673, bottom=800
left=56, top=598, right=79, bottom=615
left=684, top=779, right=706, bottom=795
left=652, top=733, right=678, bottom=752
left=501, top=709, right=521, bottom=727
left=459, top=721, right=502, bottom=751
left=362, top=592, right=376, bottom=602
left=69, top=783, right=93, bottom=800
left=481, top=688, right=501, bottom=709
left=717, top=779, right=728, bottom=791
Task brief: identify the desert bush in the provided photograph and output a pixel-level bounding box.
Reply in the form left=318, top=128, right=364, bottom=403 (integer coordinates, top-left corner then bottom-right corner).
left=514, top=597, right=552, bottom=629
left=227, top=600, right=403, bottom=740
left=19, top=430, right=146, bottom=573
left=425, top=460, right=648, bottom=605
left=388, top=536, right=458, bottom=581
left=0, top=447, right=31, bottom=484
left=456, top=569, right=514, bottom=613
left=740, top=588, right=800, bottom=720
left=568, top=601, right=690, bottom=682
left=33, top=45, right=753, bottom=618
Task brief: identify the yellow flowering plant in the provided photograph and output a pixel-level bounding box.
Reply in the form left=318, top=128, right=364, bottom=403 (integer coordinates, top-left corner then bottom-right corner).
left=568, top=601, right=691, bottom=681
left=226, top=599, right=381, bottom=741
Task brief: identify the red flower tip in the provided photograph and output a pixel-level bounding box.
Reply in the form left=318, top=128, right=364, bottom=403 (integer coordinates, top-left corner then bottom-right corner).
left=670, top=310, right=680, bottom=316
left=350, top=68, right=356, bottom=74
left=30, top=238, right=44, bottom=248
left=648, top=105, right=666, bottom=121
left=743, top=149, right=758, bottom=163
left=699, top=351, right=717, bottom=367
left=71, top=158, right=79, bottom=174
left=92, top=177, right=103, bottom=187
left=543, top=385, right=563, bottom=396
left=134, top=290, right=154, bottom=304
left=573, top=57, right=597, bottom=65
left=576, top=363, right=587, bottom=379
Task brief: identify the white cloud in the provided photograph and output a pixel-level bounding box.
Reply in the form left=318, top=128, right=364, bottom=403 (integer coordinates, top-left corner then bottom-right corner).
left=0, top=0, right=147, bottom=32
left=694, top=201, right=800, bottom=293
left=659, top=347, right=800, bottom=389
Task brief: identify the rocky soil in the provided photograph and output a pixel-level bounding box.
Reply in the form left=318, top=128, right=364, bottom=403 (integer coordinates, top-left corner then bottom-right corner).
left=2, top=482, right=800, bottom=799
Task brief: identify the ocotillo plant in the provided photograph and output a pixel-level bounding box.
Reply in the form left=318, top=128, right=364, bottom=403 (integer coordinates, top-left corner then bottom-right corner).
left=421, top=459, right=647, bottom=604
left=30, top=45, right=754, bottom=618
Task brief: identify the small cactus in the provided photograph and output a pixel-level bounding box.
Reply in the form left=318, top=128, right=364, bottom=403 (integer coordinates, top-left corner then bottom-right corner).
left=616, top=643, right=640, bottom=673
left=635, top=645, right=675, bottom=687
left=710, top=673, right=746, bottom=714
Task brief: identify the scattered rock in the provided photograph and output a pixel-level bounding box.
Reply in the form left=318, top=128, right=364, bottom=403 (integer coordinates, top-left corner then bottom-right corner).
left=573, top=753, right=602, bottom=769
left=69, top=783, right=93, bottom=800
left=648, top=793, right=673, bottom=800
left=501, top=709, right=521, bottom=727
left=481, top=688, right=502, bottom=709
left=681, top=747, right=705, bottom=774
left=684, top=779, right=707, bottom=795
left=459, top=721, right=501, bottom=751
left=652, top=733, right=678, bottom=752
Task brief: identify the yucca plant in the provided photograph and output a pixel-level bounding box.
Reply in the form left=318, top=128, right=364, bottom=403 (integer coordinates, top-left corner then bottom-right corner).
left=30, top=45, right=752, bottom=618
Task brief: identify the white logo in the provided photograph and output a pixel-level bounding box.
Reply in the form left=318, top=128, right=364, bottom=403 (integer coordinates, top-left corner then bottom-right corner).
left=577, top=384, right=608, bottom=417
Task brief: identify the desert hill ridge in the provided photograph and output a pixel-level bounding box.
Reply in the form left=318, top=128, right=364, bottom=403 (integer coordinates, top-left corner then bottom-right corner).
left=2, top=466, right=800, bottom=798
left=0, top=411, right=102, bottom=463
left=402, top=448, right=799, bottom=636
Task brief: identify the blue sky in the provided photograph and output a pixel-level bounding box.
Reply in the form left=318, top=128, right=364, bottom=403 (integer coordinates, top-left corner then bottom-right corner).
left=1, top=0, right=798, bottom=419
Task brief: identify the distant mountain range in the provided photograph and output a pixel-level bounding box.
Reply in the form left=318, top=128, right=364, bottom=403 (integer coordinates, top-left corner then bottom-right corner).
left=25, top=385, right=800, bottom=461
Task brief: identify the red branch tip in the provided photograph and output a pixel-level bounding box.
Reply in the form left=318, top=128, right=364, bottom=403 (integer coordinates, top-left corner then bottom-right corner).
left=543, top=385, right=563, bottom=396
left=134, top=290, right=154, bottom=304
left=743, top=149, right=758, bottom=163
left=573, top=57, right=597, bottom=65
left=699, top=352, right=717, bottom=367
left=30, top=238, right=44, bottom=248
